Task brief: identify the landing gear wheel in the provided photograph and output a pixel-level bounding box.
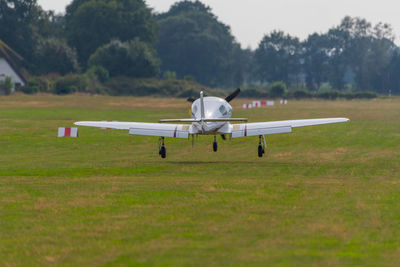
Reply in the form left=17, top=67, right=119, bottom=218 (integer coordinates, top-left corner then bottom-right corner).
left=158, top=137, right=166, bottom=158
left=213, top=142, right=218, bottom=152
left=258, top=144, right=263, bottom=158
left=258, top=135, right=266, bottom=158
left=160, top=146, right=166, bottom=158
left=213, top=135, right=218, bottom=152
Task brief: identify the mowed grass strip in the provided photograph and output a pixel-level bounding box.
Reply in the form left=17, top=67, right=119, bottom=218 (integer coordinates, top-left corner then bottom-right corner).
left=1, top=94, right=400, bottom=266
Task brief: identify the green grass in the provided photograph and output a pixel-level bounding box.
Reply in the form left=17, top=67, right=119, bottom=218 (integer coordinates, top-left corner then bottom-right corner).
left=1, top=94, right=400, bottom=266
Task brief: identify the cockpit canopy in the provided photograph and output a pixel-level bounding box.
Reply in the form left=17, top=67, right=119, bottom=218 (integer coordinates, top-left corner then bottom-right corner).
left=191, top=97, right=232, bottom=119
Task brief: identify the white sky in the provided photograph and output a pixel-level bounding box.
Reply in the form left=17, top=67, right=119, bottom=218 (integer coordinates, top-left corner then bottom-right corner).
left=38, top=0, right=400, bottom=48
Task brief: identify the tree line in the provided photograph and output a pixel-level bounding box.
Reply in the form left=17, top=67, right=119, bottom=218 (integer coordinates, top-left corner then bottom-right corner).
left=1, top=0, right=399, bottom=95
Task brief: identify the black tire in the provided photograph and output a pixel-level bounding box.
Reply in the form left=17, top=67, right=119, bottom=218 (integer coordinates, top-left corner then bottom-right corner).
left=160, top=146, right=166, bottom=158
left=213, top=142, right=218, bottom=152
left=258, top=145, right=263, bottom=158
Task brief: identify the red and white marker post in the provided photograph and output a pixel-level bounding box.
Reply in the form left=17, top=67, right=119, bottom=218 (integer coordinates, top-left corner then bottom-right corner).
left=243, top=103, right=253, bottom=109
left=58, top=127, right=78, bottom=138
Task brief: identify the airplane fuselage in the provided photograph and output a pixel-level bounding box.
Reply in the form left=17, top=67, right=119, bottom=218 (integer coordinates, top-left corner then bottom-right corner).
left=191, top=96, right=232, bottom=134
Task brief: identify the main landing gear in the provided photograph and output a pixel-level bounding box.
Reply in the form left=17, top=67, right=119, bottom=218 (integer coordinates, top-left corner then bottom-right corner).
left=213, top=135, right=218, bottom=152
left=158, top=137, right=166, bottom=158
left=258, top=135, right=266, bottom=158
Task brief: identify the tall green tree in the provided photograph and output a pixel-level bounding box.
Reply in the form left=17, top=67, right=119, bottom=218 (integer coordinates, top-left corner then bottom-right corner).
left=157, top=0, right=242, bottom=87
left=34, top=11, right=65, bottom=40
left=33, top=38, right=79, bottom=75
left=326, top=17, right=396, bottom=91
left=0, top=0, right=70, bottom=73
left=0, top=0, right=39, bottom=65
left=255, top=31, right=301, bottom=87
left=384, top=51, right=400, bottom=95
left=324, top=27, right=350, bottom=90
left=88, top=38, right=160, bottom=78
left=303, top=33, right=329, bottom=91
left=65, top=0, right=158, bottom=65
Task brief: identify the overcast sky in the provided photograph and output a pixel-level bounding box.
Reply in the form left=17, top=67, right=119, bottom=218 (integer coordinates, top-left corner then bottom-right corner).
left=37, top=0, right=400, bottom=48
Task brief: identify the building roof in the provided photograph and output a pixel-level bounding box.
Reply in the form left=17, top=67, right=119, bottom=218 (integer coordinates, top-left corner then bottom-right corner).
left=0, top=40, right=29, bottom=84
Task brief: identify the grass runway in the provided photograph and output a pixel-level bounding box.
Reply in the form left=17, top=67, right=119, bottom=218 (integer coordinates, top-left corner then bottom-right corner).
left=1, top=94, right=400, bottom=266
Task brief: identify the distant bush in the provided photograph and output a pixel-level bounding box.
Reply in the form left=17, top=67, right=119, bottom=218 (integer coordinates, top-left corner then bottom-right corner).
left=17, top=74, right=379, bottom=99
left=21, top=82, right=39, bottom=94
left=353, top=91, right=377, bottom=99
left=284, top=90, right=377, bottom=100
left=86, top=65, right=110, bottom=83
left=21, top=77, right=54, bottom=94
left=105, top=77, right=210, bottom=97
left=290, top=90, right=313, bottom=99
left=106, top=77, right=163, bottom=96
left=0, top=76, right=13, bottom=95
left=55, top=75, right=89, bottom=95
left=269, top=81, right=287, bottom=98
left=163, top=71, right=177, bottom=80
left=177, top=88, right=200, bottom=98
left=21, top=73, right=107, bottom=95
left=184, top=75, right=195, bottom=81
left=240, top=89, right=269, bottom=98
left=316, top=90, right=340, bottom=100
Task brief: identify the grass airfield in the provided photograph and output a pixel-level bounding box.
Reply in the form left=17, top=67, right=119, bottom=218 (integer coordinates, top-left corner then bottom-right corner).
left=1, top=94, right=400, bottom=266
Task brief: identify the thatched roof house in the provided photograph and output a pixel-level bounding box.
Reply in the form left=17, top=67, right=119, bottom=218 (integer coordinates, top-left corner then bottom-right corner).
left=0, top=40, right=29, bottom=93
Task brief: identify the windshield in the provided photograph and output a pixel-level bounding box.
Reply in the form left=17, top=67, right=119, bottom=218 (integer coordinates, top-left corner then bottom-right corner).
left=219, top=105, right=227, bottom=116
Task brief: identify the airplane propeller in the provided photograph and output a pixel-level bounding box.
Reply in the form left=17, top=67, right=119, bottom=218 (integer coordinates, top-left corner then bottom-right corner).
left=225, top=88, right=241, bottom=103
left=187, top=88, right=241, bottom=103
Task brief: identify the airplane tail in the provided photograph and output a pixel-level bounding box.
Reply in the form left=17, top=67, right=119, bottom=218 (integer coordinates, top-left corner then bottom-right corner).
left=200, top=91, right=205, bottom=120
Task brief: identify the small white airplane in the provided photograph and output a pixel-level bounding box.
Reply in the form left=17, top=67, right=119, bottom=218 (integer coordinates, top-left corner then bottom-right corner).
left=75, top=89, right=349, bottom=158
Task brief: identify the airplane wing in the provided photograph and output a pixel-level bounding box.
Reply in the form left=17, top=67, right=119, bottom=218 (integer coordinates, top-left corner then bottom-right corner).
left=231, top=118, right=349, bottom=138
left=74, top=121, right=191, bottom=138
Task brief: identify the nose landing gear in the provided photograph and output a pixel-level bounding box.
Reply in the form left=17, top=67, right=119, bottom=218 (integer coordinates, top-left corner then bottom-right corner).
left=258, top=135, right=266, bottom=158
left=158, top=137, right=166, bottom=158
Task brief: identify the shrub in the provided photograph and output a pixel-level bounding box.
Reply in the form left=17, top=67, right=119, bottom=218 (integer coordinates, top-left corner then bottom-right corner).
left=105, top=77, right=164, bottom=96
left=353, top=91, right=377, bottom=99
left=177, top=88, right=200, bottom=98
left=240, top=89, right=269, bottom=98
left=342, top=92, right=356, bottom=100
left=184, top=75, right=195, bottom=81
left=285, top=89, right=377, bottom=100
left=317, top=90, right=340, bottom=100
left=269, top=81, right=287, bottom=98
left=291, top=90, right=313, bottom=99
left=86, top=65, right=110, bottom=83
left=1, top=76, right=13, bottom=95
left=21, top=83, right=39, bottom=94
left=105, top=77, right=213, bottom=97
left=55, top=75, right=89, bottom=95
left=163, top=71, right=177, bottom=80
left=21, top=77, right=52, bottom=94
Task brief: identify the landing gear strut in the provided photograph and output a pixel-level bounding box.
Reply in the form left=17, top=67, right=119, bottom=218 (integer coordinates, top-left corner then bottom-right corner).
left=213, top=135, right=218, bottom=152
left=159, top=137, right=166, bottom=158
left=258, top=135, right=266, bottom=158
